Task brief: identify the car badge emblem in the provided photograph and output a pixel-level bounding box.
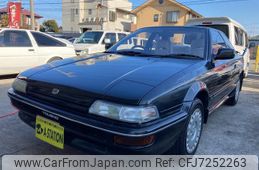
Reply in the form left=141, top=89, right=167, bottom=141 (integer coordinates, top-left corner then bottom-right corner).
left=52, top=88, right=60, bottom=95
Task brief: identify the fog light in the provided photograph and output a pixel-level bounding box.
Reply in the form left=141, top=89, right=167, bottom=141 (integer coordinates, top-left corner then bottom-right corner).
left=114, top=135, right=155, bottom=146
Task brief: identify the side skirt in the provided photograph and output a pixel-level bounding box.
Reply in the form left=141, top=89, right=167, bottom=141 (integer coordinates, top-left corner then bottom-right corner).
left=208, top=95, right=229, bottom=115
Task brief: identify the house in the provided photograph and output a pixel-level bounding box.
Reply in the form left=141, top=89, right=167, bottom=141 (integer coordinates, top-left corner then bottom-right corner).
left=62, top=0, right=134, bottom=33
left=131, top=0, right=202, bottom=31
left=0, top=7, right=43, bottom=29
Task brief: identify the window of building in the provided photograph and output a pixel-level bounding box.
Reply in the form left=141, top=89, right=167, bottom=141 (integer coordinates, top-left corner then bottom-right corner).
left=153, top=14, right=159, bottom=22
left=109, top=11, right=116, bottom=22
left=166, top=11, right=180, bottom=23
left=0, top=30, right=32, bottom=47
left=88, top=9, right=92, bottom=15
left=31, top=32, right=66, bottom=47
left=75, top=8, right=79, bottom=15
left=70, top=0, right=75, bottom=3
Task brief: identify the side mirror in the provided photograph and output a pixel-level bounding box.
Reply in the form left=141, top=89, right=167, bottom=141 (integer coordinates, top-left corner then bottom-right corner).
left=215, top=48, right=235, bottom=60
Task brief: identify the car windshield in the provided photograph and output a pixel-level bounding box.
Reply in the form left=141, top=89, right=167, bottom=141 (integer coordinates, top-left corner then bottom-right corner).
left=75, top=31, right=103, bottom=44
left=108, top=27, right=207, bottom=59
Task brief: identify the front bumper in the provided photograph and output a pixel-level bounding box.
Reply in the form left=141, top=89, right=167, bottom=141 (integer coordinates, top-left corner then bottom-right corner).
left=8, top=89, right=188, bottom=154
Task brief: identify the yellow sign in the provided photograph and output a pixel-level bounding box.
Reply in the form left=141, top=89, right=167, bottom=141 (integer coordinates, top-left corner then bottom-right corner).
left=35, top=116, right=64, bottom=149
left=255, top=46, right=259, bottom=72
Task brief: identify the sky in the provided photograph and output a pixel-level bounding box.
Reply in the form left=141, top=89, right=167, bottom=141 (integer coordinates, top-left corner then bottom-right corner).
left=1, top=0, right=259, bottom=36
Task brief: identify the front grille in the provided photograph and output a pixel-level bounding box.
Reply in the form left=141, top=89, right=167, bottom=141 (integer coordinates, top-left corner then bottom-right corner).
left=27, top=81, right=96, bottom=115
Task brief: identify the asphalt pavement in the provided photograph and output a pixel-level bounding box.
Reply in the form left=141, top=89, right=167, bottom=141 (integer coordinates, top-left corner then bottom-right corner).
left=0, top=74, right=258, bottom=157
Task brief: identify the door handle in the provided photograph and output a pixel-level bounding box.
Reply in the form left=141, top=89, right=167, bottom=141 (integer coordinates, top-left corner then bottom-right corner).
left=28, top=49, right=35, bottom=52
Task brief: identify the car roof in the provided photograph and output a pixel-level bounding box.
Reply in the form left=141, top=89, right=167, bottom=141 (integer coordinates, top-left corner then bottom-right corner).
left=0, top=28, right=43, bottom=33
left=187, top=17, right=246, bottom=32
left=85, top=30, right=130, bottom=34
left=138, top=26, right=211, bottom=31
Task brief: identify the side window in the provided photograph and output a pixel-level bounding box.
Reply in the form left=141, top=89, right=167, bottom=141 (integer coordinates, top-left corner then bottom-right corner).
left=211, top=30, right=227, bottom=55
left=31, top=32, right=66, bottom=47
left=245, top=33, right=248, bottom=48
left=0, top=31, right=4, bottom=47
left=235, top=27, right=244, bottom=46
left=219, top=31, right=234, bottom=49
left=118, top=33, right=127, bottom=41
left=103, top=33, right=116, bottom=44
left=1, top=30, right=32, bottom=47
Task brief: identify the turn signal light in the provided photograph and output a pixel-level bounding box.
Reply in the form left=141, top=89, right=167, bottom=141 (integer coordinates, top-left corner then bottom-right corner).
left=114, top=135, right=155, bottom=146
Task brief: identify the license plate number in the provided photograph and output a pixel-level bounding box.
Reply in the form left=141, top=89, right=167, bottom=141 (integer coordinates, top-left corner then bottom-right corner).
left=35, top=115, right=64, bottom=149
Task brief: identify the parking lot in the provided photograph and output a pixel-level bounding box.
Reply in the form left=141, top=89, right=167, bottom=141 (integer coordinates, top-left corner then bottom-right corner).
left=0, top=73, right=259, bottom=157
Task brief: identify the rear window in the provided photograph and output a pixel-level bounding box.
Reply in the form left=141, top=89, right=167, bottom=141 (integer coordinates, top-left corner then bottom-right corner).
left=199, top=24, right=229, bottom=38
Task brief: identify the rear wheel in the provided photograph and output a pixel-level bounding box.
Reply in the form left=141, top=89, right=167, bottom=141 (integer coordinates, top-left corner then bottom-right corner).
left=167, top=99, right=204, bottom=155
left=226, top=79, right=241, bottom=106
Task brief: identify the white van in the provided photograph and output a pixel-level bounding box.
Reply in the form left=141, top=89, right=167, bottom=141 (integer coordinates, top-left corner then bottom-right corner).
left=73, top=30, right=130, bottom=56
left=186, top=17, right=250, bottom=77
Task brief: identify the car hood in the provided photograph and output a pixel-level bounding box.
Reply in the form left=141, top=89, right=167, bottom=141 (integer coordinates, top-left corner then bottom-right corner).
left=26, top=54, right=200, bottom=104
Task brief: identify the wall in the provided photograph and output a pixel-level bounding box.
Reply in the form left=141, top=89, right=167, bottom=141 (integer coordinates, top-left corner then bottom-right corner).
left=135, top=0, right=193, bottom=29
left=62, top=0, right=83, bottom=32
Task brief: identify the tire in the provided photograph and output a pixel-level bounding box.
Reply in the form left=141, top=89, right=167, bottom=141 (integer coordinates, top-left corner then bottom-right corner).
left=226, top=79, right=241, bottom=106
left=47, top=57, right=62, bottom=63
left=167, top=99, right=204, bottom=155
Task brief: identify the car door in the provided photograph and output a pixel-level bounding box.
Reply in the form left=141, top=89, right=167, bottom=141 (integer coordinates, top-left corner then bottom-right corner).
left=103, top=32, right=117, bottom=50
left=30, top=31, right=69, bottom=64
left=0, top=30, right=38, bottom=75
left=118, top=33, right=127, bottom=42
left=208, top=29, right=236, bottom=106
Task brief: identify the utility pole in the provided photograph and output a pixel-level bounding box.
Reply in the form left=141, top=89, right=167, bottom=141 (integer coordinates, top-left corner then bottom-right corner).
left=30, top=0, right=35, bottom=30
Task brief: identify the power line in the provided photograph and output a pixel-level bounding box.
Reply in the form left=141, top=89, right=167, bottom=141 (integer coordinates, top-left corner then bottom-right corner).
left=13, top=0, right=248, bottom=6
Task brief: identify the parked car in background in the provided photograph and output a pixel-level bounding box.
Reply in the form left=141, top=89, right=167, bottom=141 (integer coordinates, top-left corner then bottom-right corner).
left=9, top=26, right=243, bottom=154
left=0, top=29, right=76, bottom=76
left=73, top=30, right=129, bottom=55
left=249, top=39, right=259, bottom=59
left=187, top=17, right=250, bottom=77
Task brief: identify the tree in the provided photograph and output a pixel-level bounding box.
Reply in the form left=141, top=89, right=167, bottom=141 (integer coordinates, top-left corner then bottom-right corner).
left=41, top=20, right=59, bottom=32
left=0, top=14, right=9, bottom=27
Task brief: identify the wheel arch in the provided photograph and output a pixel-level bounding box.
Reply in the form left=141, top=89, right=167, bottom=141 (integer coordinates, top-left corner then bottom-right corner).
left=184, top=81, right=209, bottom=123
left=47, top=56, right=63, bottom=63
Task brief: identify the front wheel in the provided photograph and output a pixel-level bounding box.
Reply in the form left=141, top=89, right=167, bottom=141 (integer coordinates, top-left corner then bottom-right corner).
left=168, top=99, right=204, bottom=155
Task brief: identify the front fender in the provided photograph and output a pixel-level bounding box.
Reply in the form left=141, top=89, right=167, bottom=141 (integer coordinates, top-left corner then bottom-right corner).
left=183, top=81, right=208, bottom=102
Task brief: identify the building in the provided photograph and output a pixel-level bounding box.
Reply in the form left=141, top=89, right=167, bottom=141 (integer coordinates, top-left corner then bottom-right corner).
left=62, top=0, right=134, bottom=33
left=131, top=0, right=202, bottom=31
left=0, top=7, right=43, bottom=29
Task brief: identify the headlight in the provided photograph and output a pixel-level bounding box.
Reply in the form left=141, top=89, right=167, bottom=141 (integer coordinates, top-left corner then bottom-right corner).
left=89, top=100, right=159, bottom=123
left=80, top=49, right=89, bottom=55
left=12, top=78, right=27, bottom=93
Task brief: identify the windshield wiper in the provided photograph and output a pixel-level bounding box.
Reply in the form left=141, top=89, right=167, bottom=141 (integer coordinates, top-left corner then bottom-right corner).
left=113, top=50, right=149, bottom=56
left=163, top=54, right=204, bottom=60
